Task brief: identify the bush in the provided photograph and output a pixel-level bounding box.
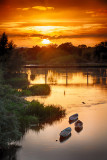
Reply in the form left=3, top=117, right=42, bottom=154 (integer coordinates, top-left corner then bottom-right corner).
left=20, top=89, right=32, bottom=96
left=26, top=100, right=65, bottom=121
left=20, top=84, right=51, bottom=96
left=7, top=77, right=29, bottom=89
left=29, top=84, right=51, bottom=96
left=0, top=100, right=21, bottom=149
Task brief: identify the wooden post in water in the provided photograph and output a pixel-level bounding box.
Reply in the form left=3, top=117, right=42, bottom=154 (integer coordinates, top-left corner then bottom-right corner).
left=45, top=69, right=47, bottom=84
left=66, top=68, right=68, bottom=85
left=87, top=69, right=89, bottom=85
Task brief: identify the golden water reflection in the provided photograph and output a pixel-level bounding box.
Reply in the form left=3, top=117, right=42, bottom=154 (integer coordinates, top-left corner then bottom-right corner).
left=25, top=68, right=107, bottom=86
left=17, top=68, right=107, bottom=160
left=27, top=69, right=92, bottom=85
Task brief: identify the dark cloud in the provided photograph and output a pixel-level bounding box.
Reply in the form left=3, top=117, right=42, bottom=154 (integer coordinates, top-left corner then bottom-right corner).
left=0, top=0, right=45, bottom=7
left=98, top=0, right=107, bottom=4
left=5, top=32, right=107, bottom=40
left=0, top=0, right=107, bottom=8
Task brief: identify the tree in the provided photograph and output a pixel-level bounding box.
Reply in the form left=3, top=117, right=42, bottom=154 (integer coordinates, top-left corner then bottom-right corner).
left=8, top=40, right=16, bottom=50
left=7, top=50, right=24, bottom=73
left=0, top=33, right=24, bottom=73
left=0, top=33, right=15, bottom=63
left=0, top=32, right=8, bottom=58
left=58, top=42, right=74, bottom=51
left=78, top=44, right=87, bottom=49
left=94, top=41, right=107, bottom=62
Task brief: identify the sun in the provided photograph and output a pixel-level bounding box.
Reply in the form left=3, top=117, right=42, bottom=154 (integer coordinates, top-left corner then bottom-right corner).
left=42, top=39, right=51, bottom=45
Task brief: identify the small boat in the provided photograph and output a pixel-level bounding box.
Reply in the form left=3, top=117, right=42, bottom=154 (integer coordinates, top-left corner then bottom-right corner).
left=60, top=133, right=71, bottom=143
left=69, top=113, right=78, bottom=122
left=75, top=126, right=83, bottom=133
left=60, top=127, right=71, bottom=138
left=75, top=120, right=83, bottom=128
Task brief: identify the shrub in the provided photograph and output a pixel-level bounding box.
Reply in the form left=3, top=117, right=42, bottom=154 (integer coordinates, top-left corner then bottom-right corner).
left=7, top=77, right=29, bottom=89
left=20, top=84, right=51, bottom=96
left=26, top=100, right=65, bottom=121
left=0, top=101, right=21, bottom=149
left=0, top=72, right=65, bottom=150
left=29, top=84, right=51, bottom=96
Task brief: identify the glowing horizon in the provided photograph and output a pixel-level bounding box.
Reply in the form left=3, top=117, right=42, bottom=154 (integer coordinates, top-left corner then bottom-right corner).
left=0, top=0, right=107, bottom=47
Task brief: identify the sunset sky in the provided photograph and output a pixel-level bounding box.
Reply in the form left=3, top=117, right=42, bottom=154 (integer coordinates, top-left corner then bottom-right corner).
left=0, top=0, right=107, bottom=47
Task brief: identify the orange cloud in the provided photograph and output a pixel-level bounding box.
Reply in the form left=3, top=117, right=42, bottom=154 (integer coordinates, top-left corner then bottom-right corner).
left=22, top=8, right=30, bottom=11
left=17, top=7, right=30, bottom=11
left=32, top=6, right=54, bottom=11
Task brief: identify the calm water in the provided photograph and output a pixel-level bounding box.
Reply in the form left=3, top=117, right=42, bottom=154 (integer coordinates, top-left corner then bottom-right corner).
left=16, top=68, right=107, bottom=159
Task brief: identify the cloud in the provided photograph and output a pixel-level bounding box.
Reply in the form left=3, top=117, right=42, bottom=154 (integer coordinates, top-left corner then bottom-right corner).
left=86, top=9, right=107, bottom=17
left=22, top=8, right=30, bottom=11
left=17, top=7, right=30, bottom=11
left=32, top=6, right=54, bottom=11
left=3, top=31, right=107, bottom=40
left=0, top=0, right=107, bottom=9
left=86, top=11, right=95, bottom=14
left=16, top=6, right=54, bottom=12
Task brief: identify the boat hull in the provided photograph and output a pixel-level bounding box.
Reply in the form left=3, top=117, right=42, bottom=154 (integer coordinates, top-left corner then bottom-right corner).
left=60, top=127, right=71, bottom=138
left=69, top=114, right=78, bottom=123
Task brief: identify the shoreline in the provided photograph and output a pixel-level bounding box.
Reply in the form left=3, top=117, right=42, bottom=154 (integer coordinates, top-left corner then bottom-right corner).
left=23, top=63, right=107, bottom=68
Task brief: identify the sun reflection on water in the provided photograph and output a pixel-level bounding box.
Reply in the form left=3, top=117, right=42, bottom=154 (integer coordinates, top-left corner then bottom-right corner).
left=27, top=69, right=93, bottom=85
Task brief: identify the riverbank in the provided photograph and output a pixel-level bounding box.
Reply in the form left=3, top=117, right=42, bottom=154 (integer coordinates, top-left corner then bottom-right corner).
left=0, top=68, right=65, bottom=150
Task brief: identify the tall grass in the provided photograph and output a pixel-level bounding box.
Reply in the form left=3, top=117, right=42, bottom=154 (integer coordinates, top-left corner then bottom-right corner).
left=26, top=100, right=65, bottom=121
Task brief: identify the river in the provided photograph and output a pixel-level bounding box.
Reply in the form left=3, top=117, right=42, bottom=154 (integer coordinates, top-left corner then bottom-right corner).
left=16, top=68, right=107, bottom=160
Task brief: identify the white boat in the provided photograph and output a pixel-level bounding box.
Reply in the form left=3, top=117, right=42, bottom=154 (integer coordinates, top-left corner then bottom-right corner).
left=69, top=113, right=78, bottom=122
left=60, top=127, right=71, bottom=138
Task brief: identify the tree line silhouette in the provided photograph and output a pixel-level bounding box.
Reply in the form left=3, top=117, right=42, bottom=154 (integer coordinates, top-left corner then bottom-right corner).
left=18, top=41, right=107, bottom=65
left=0, top=33, right=107, bottom=66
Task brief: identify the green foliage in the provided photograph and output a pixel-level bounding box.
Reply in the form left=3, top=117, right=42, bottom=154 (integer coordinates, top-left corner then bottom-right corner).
left=0, top=100, right=21, bottom=149
left=0, top=67, right=4, bottom=84
left=0, top=75, right=65, bottom=149
left=29, top=84, right=51, bottom=95
left=0, top=83, right=27, bottom=149
left=7, top=77, right=29, bottom=89
left=20, top=84, right=51, bottom=96
left=0, top=84, right=19, bottom=97
left=26, top=100, right=65, bottom=121
left=17, top=41, right=107, bottom=64
left=6, top=50, right=24, bottom=73
left=20, top=116, right=39, bottom=126
left=20, top=89, right=32, bottom=96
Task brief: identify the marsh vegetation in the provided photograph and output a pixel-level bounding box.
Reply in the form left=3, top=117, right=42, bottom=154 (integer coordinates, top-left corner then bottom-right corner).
left=0, top=33, right=65, bottom=151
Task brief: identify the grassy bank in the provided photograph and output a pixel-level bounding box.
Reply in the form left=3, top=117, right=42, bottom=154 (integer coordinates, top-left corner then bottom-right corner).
left=5, top=73, right=29, bottom=89
left=7, top=77, right=29, bottom=89
left=4, top=73, right=51, bottom=96
left=20, top=84, right=51, bottom=96
left=26, top=100, right=65, bottom=121
left=0, top=82, right=65, bottom=149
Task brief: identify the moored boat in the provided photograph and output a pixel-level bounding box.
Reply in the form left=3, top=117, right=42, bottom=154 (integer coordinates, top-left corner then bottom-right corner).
left=75, top=120, right=83, bottom=128
left=69, top=113, right=78, bottom=122
left=60, top=127, right=71, bottom=138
